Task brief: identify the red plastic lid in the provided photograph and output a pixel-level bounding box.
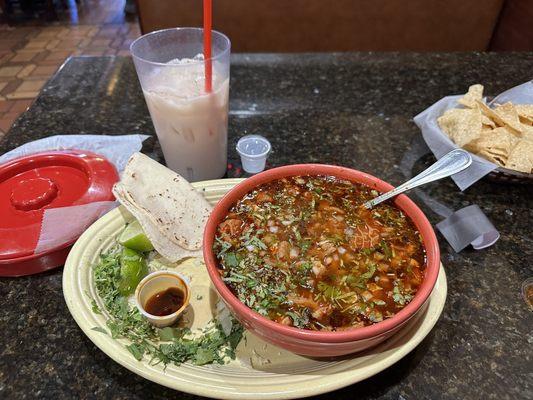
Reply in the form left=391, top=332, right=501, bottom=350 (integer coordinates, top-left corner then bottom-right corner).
left=0, top=150, right=119, bottom=276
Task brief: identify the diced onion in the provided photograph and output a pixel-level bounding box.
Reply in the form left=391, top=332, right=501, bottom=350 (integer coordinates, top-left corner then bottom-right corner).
left=246, top=245, right=255, bottom=252
left=312, top=264, right=323, bottom=276
left=269, top=226, right=279, bottom=233
left=338, top=246, right=347, bottom=254
left=281, top=220, right=292, bottom=226
left=290, top=248, right=299, bottom=259
left=344, top=227, right=354, bottom=236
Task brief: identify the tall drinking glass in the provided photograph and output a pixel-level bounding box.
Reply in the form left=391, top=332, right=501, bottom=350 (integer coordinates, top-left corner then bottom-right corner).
left=131, top=28, right=230, bottom=182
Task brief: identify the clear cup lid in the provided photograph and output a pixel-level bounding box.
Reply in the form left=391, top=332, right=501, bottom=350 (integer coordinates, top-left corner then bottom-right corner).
left=236, top=135, right=271, bottom=158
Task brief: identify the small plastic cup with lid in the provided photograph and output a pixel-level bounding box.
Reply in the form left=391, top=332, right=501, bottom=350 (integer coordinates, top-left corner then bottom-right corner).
left=236, top=135, right=272, bottom=174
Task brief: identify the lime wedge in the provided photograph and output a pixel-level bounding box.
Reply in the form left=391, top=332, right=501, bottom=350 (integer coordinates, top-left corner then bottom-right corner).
left=118, top=247, right=148, bottom=296
left=119, top=220, right=154, bottom=252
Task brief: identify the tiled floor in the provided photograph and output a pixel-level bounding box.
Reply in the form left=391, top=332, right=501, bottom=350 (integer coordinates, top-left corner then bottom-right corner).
left=0, top=0, right=140, bottom=137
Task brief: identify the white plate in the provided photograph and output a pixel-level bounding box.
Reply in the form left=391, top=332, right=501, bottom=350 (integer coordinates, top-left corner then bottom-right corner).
left=63, top=178, right=447, bottom=400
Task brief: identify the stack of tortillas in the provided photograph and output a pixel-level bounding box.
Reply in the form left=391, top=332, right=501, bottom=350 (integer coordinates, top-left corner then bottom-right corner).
left=438, top=84, right=533, bottom=173
left=113, top=153, right=212, bottom=262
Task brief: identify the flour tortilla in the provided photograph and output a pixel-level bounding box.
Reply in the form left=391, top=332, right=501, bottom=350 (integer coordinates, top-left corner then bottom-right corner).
left=112, top=152, right=212, bottom=262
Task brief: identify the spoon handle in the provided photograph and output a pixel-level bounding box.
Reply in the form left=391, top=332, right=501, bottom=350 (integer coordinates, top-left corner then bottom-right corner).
left=364, top=149, right=472, bottom=209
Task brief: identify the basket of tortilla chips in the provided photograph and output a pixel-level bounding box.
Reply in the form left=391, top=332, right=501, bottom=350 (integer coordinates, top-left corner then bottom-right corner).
left=436, top=84, right=533, bottom=183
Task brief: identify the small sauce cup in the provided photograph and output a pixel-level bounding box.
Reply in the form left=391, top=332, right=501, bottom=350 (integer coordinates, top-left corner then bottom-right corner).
left=236, top=135, right=271, bottom=174
left=135, top=270, right=191, bottom=328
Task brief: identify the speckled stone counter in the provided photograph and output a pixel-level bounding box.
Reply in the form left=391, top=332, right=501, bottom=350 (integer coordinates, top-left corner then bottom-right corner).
left=1, top=54, right=532, bottom=400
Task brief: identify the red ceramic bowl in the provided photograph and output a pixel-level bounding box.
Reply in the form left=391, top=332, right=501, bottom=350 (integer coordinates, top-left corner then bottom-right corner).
left=203, top=164, right=440, bottom=357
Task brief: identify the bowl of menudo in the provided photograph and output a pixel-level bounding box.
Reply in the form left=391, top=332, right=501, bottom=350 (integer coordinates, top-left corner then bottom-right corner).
left=203, top=164, right=440, bottom=356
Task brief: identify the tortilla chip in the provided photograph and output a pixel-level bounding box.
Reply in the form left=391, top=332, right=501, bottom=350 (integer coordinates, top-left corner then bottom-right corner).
left=477, top=149, right=506, bottom=167
left=476, top=100, right=522, bottom=136
left=520, top=116, right=533, bottom=126
left=518, top=123, right=533, bottom=142
left=480, top=126, right=494, bottom=135
left=437, top=108, right=482, bottom=146
left=481, top=115, right=496, bottom=128
left=505, top=140, right=533, bottom=173
left=515, top=105, right=533, bottom=125
left=438, top=85, right=533, bottom=174
left=464, top=127, right=517, bottom=161
left=515, top=104, right=533, bottom=118
left=494, top=102, right=523, bottom=132
left=458, top=84, right=484, bottom=109
left=113, top=153, right=212, bottom=262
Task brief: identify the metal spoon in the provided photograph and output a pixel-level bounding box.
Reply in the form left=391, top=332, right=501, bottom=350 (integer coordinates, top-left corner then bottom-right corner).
left=363, top=149, right=472, bottom=209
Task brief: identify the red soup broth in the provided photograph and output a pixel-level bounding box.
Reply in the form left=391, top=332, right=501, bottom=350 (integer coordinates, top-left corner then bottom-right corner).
left=214, top=175, right=426, bottom=331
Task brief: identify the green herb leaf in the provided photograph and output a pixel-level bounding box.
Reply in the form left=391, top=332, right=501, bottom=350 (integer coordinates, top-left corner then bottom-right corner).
left=293, top=227, right=302, bottom=241
left=286, top=310, right=310, bottom=329
left=246, top=236, right=267, bottom=250
left=317, top=281, right=342, bottom=301
left=381, top=241, right=393, bottom=260
left=91, top=299, right=102, bottom=314
left=224, top=252, right=239, bottom=267
left=159, top=327, right=183, bottom=341
left=300, top=240, right=312, bottom=253
left=214, top=237, right=232, bottom=257
left=392, top=285, right=406, bottom=305
left=91, top=327, right=107, bottom=334
left=360, top=264, right=376, bottom=280
left=227, top=329, right=243, bottom=349
left=194, top=348, right=215, bottom=365
left=361, top=248, right=373, bottom=256
left=126, top=343, right=145, bottom=361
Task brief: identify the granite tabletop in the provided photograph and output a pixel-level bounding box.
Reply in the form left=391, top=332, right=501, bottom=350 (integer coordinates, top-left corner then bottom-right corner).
left=0, top=54, right=532, bottom=400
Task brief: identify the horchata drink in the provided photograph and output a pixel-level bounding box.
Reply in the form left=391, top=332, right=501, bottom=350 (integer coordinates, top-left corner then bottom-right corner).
left=131, top=28, right=230, bottom=181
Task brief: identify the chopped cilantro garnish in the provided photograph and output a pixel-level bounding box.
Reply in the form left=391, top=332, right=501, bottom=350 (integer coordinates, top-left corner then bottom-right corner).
left=91, top=246, right=243, bottom=366
left=380, top=241, right=393, bottom=260
left=215, top=237, right=232, bottom=257
left=317, top=281, right=343, bottom=301
left=91, top=299, right=102, bottom=314
left=286, top=310, right=310, bottom=329
left=245, top=236, right=267, bottom=250
left=224, top=252, right=239, bottom=267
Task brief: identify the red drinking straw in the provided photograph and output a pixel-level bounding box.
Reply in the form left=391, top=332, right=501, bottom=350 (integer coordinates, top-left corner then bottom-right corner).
left=203, top=0, right=212, bottom=93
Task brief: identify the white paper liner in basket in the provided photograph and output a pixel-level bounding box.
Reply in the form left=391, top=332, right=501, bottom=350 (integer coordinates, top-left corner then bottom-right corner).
left=0, top=134, right=149, bottom=255
left=413, top=81, right=533, bottom=191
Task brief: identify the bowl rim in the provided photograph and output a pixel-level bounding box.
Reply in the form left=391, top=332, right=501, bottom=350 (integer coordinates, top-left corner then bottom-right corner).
left=203, top=164, right=440, bottom=343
